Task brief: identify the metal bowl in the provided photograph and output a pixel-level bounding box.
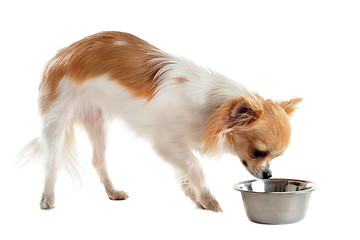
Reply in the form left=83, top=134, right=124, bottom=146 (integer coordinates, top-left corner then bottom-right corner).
left=234, top=178, right=316, bottom=224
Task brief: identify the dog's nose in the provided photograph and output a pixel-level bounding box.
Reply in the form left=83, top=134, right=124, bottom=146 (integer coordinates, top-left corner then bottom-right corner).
left=262, top=170, right=272, bottom=179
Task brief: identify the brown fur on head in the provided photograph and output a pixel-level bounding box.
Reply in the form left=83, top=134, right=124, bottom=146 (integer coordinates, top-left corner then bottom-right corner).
left=203, top=94, right=302, bottom=179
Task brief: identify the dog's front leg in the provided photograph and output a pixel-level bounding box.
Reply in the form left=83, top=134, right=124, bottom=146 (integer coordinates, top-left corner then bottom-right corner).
left=154, top=141, right=222, bottom=212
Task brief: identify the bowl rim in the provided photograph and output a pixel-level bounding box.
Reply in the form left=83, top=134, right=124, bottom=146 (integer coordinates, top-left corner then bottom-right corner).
left=233, top=178, right=317, bottom=195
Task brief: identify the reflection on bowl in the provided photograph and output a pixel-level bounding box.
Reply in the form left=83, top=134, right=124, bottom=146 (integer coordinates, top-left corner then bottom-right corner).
left=234, top=178, right=316, bottom=224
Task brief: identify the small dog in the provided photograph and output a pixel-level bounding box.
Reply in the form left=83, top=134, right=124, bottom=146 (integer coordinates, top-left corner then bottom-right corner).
left=20, top=31, right=301, bottom=211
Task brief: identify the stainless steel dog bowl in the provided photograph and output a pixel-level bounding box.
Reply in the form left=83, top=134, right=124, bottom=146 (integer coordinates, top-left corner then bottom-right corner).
left=234, top=179, right=316, bottom=224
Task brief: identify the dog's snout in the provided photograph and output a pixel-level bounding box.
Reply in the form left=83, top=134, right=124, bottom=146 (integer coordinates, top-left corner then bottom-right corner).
left=262, top=170, right=272, bottom=179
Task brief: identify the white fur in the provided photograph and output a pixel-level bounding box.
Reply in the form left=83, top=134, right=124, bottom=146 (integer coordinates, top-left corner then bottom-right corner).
left=21, top=52, right=250, bottom=211
left=113, top=40, right=128, bottom=46
left=76, top=54, right=249, bottom=149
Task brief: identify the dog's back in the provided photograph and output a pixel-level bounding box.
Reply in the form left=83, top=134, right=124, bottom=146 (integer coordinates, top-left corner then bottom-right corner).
left=21, top=31, right=249, bottom=211
left=39, top=31, right=247, bottom=144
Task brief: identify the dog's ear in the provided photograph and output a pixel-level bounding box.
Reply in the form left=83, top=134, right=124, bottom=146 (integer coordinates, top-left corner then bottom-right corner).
left=227, top=96, right=263, bottom=128
left=202, top=95, right=264, bottom=154
left=278, top=98, right=303, bottom=116
left=202, top=95, right=264, bottom=155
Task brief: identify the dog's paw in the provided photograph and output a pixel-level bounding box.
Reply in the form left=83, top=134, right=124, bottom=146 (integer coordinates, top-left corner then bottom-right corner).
left=198, top=192, right=223, bottom=212
left=40, top=194, right=55, bottom=210
left=107, top=190, right=129, bottom=200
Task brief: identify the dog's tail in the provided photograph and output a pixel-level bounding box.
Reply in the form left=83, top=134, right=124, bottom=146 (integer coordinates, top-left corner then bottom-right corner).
left=16, top=127, right=82, bottom=184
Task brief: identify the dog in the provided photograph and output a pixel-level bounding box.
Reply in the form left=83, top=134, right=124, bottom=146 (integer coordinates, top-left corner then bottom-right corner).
left=19, top=31, right=301, bottom=211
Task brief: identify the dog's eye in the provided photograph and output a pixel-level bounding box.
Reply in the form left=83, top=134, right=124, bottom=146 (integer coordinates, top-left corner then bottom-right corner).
left=253, top=149, right=268, bottom=159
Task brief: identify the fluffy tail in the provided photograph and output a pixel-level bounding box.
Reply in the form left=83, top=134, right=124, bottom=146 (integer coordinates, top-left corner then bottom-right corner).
left=16, top=127, right=82, bottom=184
left=16, top=138, right=43, bottom=167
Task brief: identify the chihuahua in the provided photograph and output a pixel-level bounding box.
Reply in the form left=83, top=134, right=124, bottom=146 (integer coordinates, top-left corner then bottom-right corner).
left=19, top=32, right=301, bottom=211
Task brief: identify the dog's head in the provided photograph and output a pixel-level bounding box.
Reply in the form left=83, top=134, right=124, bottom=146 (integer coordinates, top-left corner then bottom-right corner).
left=203, top=94, right=302, bottom=179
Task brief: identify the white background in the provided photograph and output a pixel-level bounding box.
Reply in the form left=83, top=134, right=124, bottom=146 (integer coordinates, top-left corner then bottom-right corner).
left=1, top=0, right=359, bottom=239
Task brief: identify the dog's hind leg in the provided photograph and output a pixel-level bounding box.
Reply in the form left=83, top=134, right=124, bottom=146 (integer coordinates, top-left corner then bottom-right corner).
left=40, top=114, right=73, bottom=209
left=81, top=107, right=128, bottom=201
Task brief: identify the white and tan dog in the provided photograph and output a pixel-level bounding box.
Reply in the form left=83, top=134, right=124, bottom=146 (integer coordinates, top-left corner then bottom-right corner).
left=20, top=31, right=301, bottom=211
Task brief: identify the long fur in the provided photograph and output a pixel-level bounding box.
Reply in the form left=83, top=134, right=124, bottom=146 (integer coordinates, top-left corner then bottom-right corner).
left=17, top=127, right=81, bottom=183
left=19, top=31, right=301, bottom=211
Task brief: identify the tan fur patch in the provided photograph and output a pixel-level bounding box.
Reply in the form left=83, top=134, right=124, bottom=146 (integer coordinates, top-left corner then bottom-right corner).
left=277, top=98, right=303, bottom=116
left=234, top=99, right=292, bottom=161
left=39, top=31, right=167, bottom=114
left=202, top=95, right=263, bottom=155
left=172, top=77, right=186, bottom=83
left=202, top=94, right=293, bottom=157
